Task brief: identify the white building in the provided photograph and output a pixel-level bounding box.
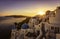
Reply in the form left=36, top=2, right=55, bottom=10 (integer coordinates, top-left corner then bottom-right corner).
left=49, top=7, right=60, bottom=32
left=49, top=7, right=60, bottom=39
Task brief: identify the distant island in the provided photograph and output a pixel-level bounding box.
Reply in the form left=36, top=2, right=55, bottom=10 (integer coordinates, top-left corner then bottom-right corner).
left=4, top=15, right=31, bottom=18
left=0, top=15, right=31, bottom=22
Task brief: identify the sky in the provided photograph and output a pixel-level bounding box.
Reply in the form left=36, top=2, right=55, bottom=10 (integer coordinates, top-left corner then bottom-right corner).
left=0, top=0, right=60, bottom=16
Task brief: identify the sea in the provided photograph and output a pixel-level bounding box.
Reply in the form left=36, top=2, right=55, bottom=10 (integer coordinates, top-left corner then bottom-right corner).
left=0, top=17, right=26, bottom=39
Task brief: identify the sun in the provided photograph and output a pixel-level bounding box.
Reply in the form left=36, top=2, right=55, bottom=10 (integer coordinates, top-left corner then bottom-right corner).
left=37, top=11, right=45, bottom=16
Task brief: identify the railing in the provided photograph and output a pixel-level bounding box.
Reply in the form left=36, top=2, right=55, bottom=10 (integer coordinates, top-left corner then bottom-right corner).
left=49, top=23, right=60, bottom=34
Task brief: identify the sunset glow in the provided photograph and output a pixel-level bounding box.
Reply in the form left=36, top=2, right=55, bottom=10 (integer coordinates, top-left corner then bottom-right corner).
left=37, top=11, right=45, bottom=16
left=0, top=0, right=60, bottom=17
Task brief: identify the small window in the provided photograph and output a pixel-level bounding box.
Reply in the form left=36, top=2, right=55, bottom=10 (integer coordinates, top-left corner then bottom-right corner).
left=55, top=27, right=59, bottom=33
left=51, top=27, right=54, bottom=30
